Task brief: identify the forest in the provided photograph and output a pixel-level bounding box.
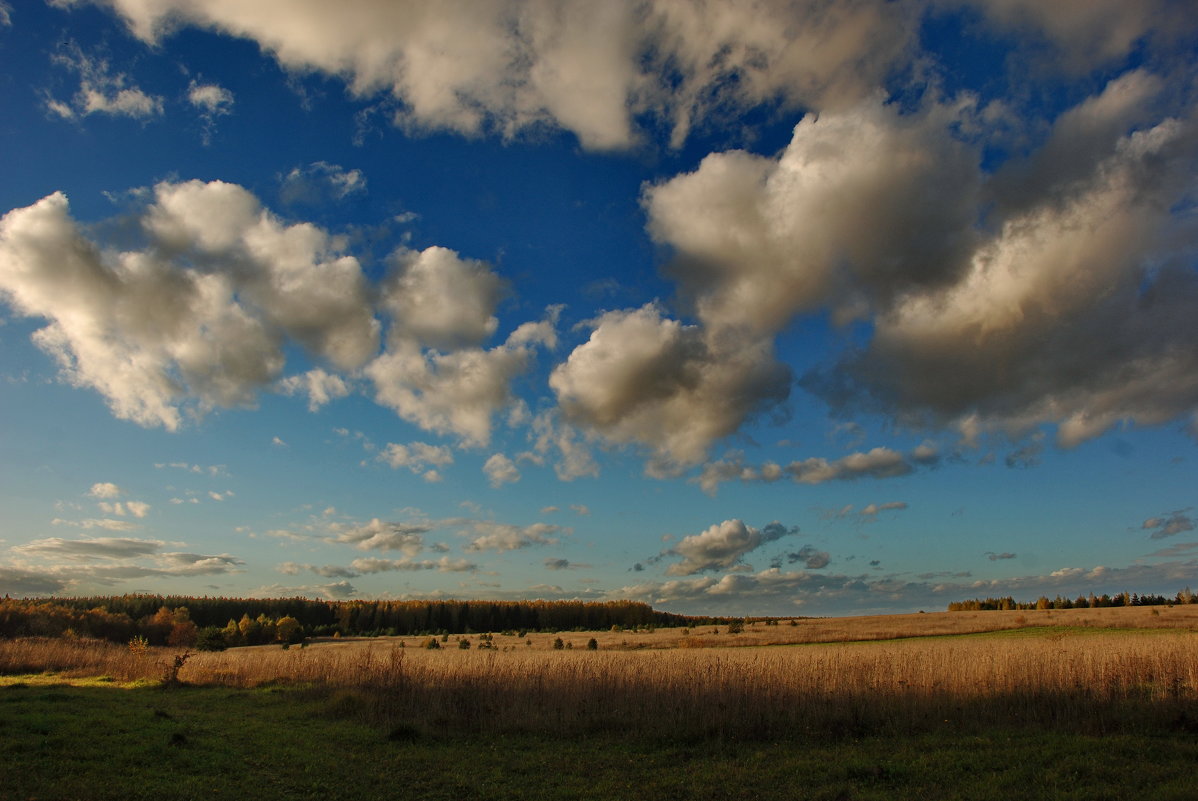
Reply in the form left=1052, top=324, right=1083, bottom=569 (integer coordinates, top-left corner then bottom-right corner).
left=0, top=595, right=723, bottom=647
left=945, top=589, right=1193, bottom=611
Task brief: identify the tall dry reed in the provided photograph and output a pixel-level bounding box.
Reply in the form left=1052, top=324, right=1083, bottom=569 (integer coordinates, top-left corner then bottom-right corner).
left=9, top=631, right=1195, bottom=739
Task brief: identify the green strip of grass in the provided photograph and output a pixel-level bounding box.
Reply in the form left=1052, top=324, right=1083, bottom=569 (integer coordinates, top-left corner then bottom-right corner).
left=782, top=625, right=1197, bottom=648
left=2, top=677, right=1198, bottom=800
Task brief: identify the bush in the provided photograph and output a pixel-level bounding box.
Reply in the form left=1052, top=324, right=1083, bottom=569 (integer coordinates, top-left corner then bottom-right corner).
left=553, top=637, right=564, bottom=650
left=425, top=637, right=440, bottom=650
left=586, top=638, right=598, bottom=650
left=195, top=627, right=227, bottom=652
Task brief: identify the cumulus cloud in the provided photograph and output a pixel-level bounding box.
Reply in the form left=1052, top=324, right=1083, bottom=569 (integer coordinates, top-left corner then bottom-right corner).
left=1142, top=512, right=1195, bottom=540
left=97, top=501, right=150, bottom=518
left=665, top=519, right=796, bottom=576
left=1, top=180, right=555, bottom=444
left=92, top=0, right=915, bottom=150
left=811, top=96, right=1198, bottom=447
left=48, top=45, right=163, bottom=120
left=88, top=482, right=122, bottom=498
left=187, top=80, right=233, bottom=142
left=523, top=410, right=599, bottom=481
left=551, top=303, right=788, bottom=468
left=483, top=453, right=520, bottom=488
left=378, top=441, right=453, bottom=482
left=278, top=368, right=351, bottom=411
left=462, top=521, right=560, bottom=552
left=188, top=81, right=234, bottom=115
left=368, top=304, right=558, bottom=446
left=326, top=518, right=429, bottom=553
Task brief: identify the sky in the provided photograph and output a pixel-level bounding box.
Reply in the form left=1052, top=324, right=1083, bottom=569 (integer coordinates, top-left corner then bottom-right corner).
left=1, top=0, right=1196, bottom=617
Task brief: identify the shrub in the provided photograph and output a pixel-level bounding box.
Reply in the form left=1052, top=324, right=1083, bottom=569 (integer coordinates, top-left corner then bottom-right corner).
left=586, top=638, right=598, bottom=650
left=195, top=627, right=227, bottom=652
left=425, top=637, right=440, bottom=650
left=553, top=637, right=565, bottom=650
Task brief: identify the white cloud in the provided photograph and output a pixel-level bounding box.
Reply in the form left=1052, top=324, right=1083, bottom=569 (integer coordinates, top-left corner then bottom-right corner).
left=378, top=441, right=454, bottom=482
left=551, top=303, right=788, bottom=468
left=278, top=368, right=351, bottom=411
left=525, top=410, right=599, bottom=481
left=97, top=500, right=150, bottom=518
left=696, top=447, right=937, bottom=495
left=94, top=0, right=915, bottom=150
left=187, top=81, right=233, bottom=115
left=645, top=97, right=980, bottom=332
left=830, top=108, right=1198, bottom=447
left=665, top=519, right=796, bottom=576
left=462, top=521, right=560, bottom=552
left=125, top=501, right=150, bottom=518
left=88, top=482, right=122, bottom=498
left=1, top=181, right=549, bottom=441
left=349, top=556, right=476, bottom=574
left=14, top=536, right=163, bottom=560
left=326, top=518, right=429, bottom=553
left=367, top=307, right=558, bottom=447
left=48, top=45, right=163, bottom=120
left=483, top=453, right=520, bottom=488
left=380, top=246, right=504, bottom=351
left=51, top=518, right=139, bottom=532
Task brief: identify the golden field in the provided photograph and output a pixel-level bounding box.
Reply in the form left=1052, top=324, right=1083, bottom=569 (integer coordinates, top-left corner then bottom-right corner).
left=4, top=605, right=1197, bottom=739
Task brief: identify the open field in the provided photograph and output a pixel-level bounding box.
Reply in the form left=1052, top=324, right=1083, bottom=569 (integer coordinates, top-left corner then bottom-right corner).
left=3, top=606, right=1198, bottom=798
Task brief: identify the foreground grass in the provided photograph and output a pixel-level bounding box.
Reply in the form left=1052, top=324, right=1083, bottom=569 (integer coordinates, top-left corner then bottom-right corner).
left=3, top=677, right=1197, bottom=801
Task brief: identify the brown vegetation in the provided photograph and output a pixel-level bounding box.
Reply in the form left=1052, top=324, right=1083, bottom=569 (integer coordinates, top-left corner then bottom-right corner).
left=4, top=605, right=1197, bottom=740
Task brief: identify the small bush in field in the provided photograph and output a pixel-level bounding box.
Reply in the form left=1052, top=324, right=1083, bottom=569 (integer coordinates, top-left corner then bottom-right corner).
left=195, top=627, right=227, bottom=652
left=552, top=637, right=565, bottom=650
left=425, top=637, right=440, bottom=650
left=459, top=639, right=471, bottom=650
left=128, top=636, right=150, bottom=658
left=586, top=638, right=598, bottom=650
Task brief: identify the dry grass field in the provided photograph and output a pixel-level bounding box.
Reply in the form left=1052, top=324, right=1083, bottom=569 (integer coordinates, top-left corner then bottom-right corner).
left=4, top=604, right=1197, bottom=740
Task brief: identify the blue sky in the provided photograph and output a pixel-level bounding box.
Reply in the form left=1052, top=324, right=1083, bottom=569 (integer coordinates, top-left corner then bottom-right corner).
left=1, top=0, right=1196, bottom=616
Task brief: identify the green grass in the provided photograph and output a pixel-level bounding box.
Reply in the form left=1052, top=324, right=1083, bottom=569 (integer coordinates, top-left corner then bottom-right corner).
left=2, top=677, right=1198, bottom=800
left=798, top=625, right=1197, bottom=648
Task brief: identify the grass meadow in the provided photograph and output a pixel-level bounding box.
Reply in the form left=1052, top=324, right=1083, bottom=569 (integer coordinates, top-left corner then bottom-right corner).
left=3, top=605, right=1198, bottom=799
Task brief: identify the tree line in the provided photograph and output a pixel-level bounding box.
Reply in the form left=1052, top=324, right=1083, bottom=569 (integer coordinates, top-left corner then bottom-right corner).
left=0, top=595, right=722, bottom=647
left=947, top=588, right=1195, bottom=612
